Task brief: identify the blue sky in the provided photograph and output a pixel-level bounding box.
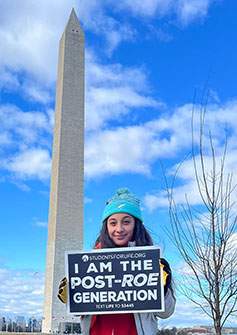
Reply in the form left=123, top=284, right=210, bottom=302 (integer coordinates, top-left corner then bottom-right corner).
left=0, top=0, right=237, bottom=328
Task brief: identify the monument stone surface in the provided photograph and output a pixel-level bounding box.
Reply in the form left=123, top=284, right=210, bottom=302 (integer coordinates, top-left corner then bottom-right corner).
left=42, top=9, right=84, bottom=333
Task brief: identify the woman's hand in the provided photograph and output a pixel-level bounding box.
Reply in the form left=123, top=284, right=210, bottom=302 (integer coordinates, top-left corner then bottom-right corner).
left=160, top=258, right=171, bottom=295
left=58, top=277, right=67, bottom=303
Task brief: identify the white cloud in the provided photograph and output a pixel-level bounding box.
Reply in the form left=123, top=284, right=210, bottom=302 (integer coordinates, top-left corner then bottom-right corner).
left=86, top=86, right=159, bottom=130
left=0, top=69, right=53, bottom=104
left=82, top=101, right=202, bottom=178
left=105, top=25, right=135, bottom=56
left=177, top=0, right=212, bottom=26
left=0, top=0, right=215, bottom=118
left=144, top=148, right=237, bottom=211
left=4, top=148, right=51, bottom=180
left=84, top=197, right=92, bottom=204
left=228, top=232, right=237, bottom=248
left=144, top=179, right=203, bottom=211
left=85, top=123, right=168, bottom=178
left=85, top=99, right=237, bottom=181
left=77, top=0, right=135, bottom=52
left=171, top=251, right=237, bottom=327
left=144, top=192, right=168, bottom=211
left=100, top=19, right=136, bottom=56
left=21, top=81, right=52, bottom=104
left=0, top=53, right=160, bottom=182
left=161, top=297, right=210, bottom=327
left=0, top=1, right=74, bottom=102
left=0, top=68, right=20, bottom=91
left=85, top=127, right=151, bottom=177
left=2, top=99, right=237, bottom=185
left=86, top=53, right=160, bottom=130
left=114, top=0, right=213, bottom=25
left=34, top=220, right=48, bottom=228
left=0, top=104, right=52, bottom=149
left=86, top=52, right=151, bottom=92
left=141, top=100, right=237, bottom=210
left=116, top=0, right=173, bottom=17
left=0, top=267, right=44, bottom=317
left=0, top=0, right=79, bottom=83
left=0, top=52, right=161, bottom=182
left=0, top=103, right=54, bottom=183
left=84, top=106, right=194, bottom=178
left=0, top=132, right=12, bottom=147
left=0, top=0, right=215, bottom=91
left=0, top=0, right=136, bottom=87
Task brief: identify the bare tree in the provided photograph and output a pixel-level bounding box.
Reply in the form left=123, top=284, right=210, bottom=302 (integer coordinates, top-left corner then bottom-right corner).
left=166, top=103, right=237, bottom=335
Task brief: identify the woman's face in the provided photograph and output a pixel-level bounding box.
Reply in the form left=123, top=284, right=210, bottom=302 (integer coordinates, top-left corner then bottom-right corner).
left=107, top=212, right=135, bottom=247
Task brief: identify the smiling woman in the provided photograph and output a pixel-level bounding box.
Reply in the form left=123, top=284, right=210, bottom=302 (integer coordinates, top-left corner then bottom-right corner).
left=58, top=188, right=176, bottom=335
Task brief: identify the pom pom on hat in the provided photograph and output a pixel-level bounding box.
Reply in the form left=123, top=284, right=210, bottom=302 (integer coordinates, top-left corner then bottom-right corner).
left=102, top=188, right=142, bottom=221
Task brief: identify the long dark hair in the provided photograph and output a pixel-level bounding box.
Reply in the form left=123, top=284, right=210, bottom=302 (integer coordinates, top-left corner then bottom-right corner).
left=95, top=217, right=153, bottom=248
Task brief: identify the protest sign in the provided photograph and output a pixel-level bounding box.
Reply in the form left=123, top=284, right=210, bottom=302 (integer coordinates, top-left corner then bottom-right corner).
left=65, top=246, right=164, bottom=315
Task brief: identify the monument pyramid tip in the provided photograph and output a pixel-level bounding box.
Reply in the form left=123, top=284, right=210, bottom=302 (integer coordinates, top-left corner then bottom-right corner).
left=65, top=8, right=82, bottom=31
left=70, top=8, right=77, bottom=17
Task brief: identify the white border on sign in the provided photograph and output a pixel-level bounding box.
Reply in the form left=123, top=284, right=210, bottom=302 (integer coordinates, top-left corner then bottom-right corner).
left=65, top=246, right=165, bottom=315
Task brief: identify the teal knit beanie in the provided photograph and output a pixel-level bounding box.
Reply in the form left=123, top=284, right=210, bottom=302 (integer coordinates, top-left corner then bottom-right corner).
left=102, top=188, right=142, bottom=222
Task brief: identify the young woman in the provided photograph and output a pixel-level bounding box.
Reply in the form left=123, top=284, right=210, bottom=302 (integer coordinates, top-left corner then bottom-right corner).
left=58, top=188, right=176, bottom=335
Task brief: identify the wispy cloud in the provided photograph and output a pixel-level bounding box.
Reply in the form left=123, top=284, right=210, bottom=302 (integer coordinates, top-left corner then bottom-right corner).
left=85, top=117, right=180, bottom=178
left=86, top=100, right=237, bottom=178
left=141, top=100, right=237, bottom=210
left=33, top=219, right=48, bottom=228
left=3, top=148, right=51, bottom=180
left=0, top=103, right=53, bottom=181
left=144, top=147, right=237, bottom=211
left=2, top=99, right=237, bottom=184
left=0, top=267, right=44, bottom=317
left=0, top=0, right=231, bottom=185
left=0, top=104, right=53, bottom=146
left=0, top=69, right=20, bottom=91
left=113, top=0, right=213, bottom=25
left=21, top=81, right=52, bottom=104
left=0, top=0, right=215, bottom=90
left=0, top=0, right=135, bottom=87
left=0, top=0, right=77, bottom=83
left=86, top=52, right=160, bottom=130
left=114, top=0, right=173, bottom=17
left=177, top=0, right=213, bottom=26
left=160, top=297, right=210, bottom=327
left=0, top=51, right=161, bottom=182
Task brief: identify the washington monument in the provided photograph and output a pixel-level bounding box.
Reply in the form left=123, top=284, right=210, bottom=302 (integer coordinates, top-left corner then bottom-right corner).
left=42, top=9, right=84, bottom=333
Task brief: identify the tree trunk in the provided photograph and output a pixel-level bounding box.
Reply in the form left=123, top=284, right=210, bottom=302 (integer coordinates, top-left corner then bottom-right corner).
left=214, top=318, right=221, bottom=335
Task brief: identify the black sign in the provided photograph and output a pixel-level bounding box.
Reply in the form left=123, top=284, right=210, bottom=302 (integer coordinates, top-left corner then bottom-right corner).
left=65, top=246, right=164, bottom=315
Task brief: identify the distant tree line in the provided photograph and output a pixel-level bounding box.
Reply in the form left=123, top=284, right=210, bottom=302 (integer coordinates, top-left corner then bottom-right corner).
left=157, top=327, right=177, bottom=335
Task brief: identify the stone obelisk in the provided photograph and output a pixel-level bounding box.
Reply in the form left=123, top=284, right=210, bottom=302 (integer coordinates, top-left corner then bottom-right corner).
left=42, top=9, right=84, bottom=333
